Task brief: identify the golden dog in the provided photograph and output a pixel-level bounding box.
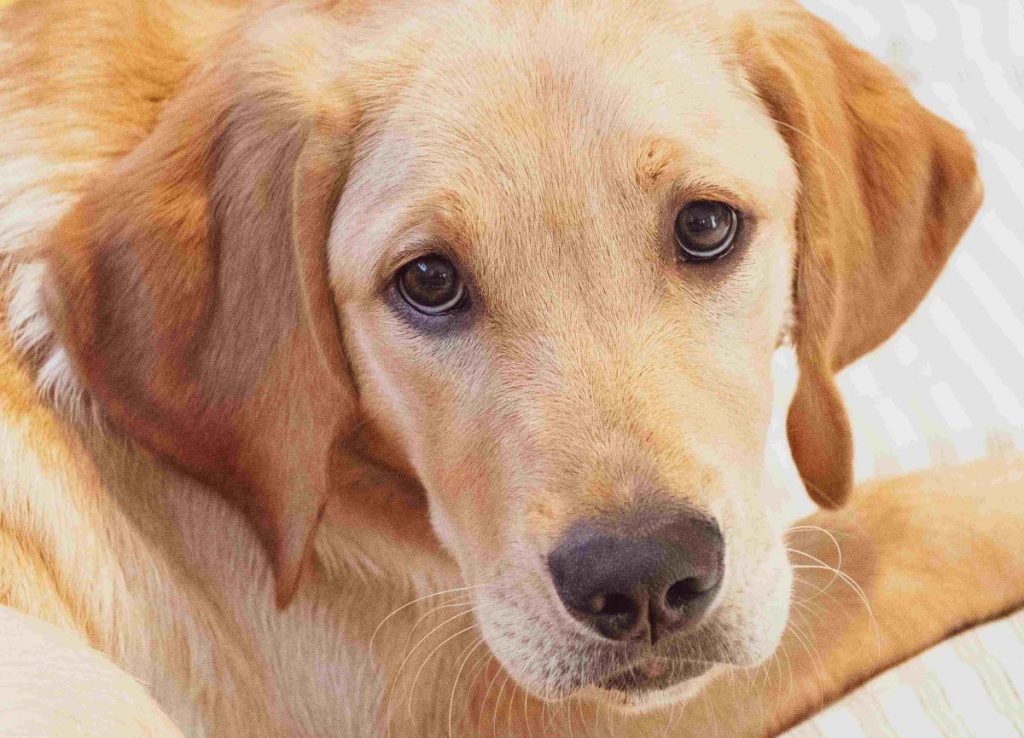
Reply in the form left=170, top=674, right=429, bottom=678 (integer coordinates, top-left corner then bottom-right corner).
left=1, top=0, right=1020, bottom=735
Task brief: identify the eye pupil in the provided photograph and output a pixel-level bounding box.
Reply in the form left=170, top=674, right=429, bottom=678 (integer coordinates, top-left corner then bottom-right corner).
left=685, top=208, right=722, bottom=235
left=675, top=201, right=738, bottom=261
left=398, top=255, right=466, bottom=314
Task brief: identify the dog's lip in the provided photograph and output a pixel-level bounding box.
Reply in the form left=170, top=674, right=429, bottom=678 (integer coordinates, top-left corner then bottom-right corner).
left=594, top=656, right=713, bottom=694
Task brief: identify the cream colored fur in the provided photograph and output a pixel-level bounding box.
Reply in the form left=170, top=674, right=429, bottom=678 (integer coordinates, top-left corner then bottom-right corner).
left=0, top=606, right=184, bottom=738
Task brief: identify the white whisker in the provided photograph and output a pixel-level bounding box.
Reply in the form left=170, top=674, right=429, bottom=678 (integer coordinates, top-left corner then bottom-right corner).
left=406, top=620, right=478, bottom=722
left=370, top=583, right=489, bottom=651
left=447, top=636, right=486, bottom=737
left=385, top=607, right=476, bottom=737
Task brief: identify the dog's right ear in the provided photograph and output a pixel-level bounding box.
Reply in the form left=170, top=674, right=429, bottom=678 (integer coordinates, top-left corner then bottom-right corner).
left=45, top=37, right=359, bottom=605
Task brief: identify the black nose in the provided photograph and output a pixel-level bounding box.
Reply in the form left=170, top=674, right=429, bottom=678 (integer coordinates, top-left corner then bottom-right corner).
left=547, top=511, right=724, bottom=643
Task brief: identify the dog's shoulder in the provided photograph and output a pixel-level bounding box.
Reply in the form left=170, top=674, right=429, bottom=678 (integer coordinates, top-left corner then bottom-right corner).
left=0, top=333, right=98, bottom=620
left=0, top=339, right=176, bottom=733
left=0, top=333, right=276, bottom=737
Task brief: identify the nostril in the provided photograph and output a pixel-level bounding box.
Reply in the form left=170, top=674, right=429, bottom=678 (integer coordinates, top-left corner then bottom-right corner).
left=665, top=577, right=711, bottom=610
left=582, top=592, right=643, bottom=640
left=588, top=592, right=634, bottom=617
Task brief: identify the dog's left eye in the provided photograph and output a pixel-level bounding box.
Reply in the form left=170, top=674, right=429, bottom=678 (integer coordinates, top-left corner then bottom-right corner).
left=396, top=254, right=467, bottom=315
left=674, top=201, right=739, bottom=262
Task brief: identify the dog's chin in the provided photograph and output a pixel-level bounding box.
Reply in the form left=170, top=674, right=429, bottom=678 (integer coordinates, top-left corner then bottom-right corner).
left=575, top=660, right=726, bottom=714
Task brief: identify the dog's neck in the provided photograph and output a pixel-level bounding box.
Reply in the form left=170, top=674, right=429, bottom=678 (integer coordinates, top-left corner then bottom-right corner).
left=68, top=414, right=478, bottom=736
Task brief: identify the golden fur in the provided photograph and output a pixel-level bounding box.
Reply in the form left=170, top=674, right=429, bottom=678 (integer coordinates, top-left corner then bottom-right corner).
left=0, top=0, right=1017, bottom=735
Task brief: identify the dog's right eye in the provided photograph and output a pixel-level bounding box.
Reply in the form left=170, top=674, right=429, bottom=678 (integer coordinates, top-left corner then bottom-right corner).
left=674, top=201, right=739, bottom=262
left=396, top=255, right=467, bottom=315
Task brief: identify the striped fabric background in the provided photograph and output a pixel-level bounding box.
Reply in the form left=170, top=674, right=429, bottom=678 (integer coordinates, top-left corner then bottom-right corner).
left=784, top=610, right=1024, bottom=737
left=771, top=2, right=1024, bottom=736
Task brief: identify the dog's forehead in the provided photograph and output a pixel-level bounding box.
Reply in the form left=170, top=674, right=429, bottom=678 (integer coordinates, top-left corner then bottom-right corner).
left=334, top=0, right=795, bottom=303
left=396, top=4, right=786, bottom=187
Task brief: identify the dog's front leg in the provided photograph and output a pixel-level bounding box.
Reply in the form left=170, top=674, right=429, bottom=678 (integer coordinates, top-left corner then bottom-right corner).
left=673, top=455, right=1024, bottom=737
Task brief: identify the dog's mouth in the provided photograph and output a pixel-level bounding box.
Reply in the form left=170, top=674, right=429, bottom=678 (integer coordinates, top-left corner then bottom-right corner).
left=594, top=656, right=713, bottom=694
left=476, top=515, right=792, bottom=710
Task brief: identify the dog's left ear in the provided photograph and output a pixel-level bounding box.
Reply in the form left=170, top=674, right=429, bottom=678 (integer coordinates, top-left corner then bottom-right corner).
left=737, top=9, right=983, bottom=507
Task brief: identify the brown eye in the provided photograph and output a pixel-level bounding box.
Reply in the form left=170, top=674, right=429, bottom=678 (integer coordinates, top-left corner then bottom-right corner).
left=397, top=255, right=466, bottom=315
left=674, top=201, right=738, bottom=262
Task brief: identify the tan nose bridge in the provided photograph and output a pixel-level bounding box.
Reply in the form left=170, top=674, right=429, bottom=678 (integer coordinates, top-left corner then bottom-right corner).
left=504, top=313, right=709, bottom=512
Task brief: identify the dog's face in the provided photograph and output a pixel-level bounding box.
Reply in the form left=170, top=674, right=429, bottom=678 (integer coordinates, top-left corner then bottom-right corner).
left=45, top=0, right=980, bottom=713
left=330, top=3, right=797, bottom=705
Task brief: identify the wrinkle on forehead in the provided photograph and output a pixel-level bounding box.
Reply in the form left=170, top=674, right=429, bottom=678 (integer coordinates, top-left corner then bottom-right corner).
left=378, top=8, right=786, bottom=200
left=332, top=0, right=796, bottom=311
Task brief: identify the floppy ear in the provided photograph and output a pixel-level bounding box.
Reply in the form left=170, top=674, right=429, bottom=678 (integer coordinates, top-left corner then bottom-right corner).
left=45, top=56, right=358, bottom=605
left=737, top=9, right=983, bottom=508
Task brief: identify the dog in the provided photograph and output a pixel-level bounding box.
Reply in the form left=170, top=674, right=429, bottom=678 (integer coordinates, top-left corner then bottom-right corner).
left=1, top=0, right=1018, bottom=735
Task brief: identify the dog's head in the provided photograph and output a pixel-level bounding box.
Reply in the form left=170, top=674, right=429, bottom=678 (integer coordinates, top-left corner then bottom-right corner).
left=45, top=0, right=980, bottom=711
